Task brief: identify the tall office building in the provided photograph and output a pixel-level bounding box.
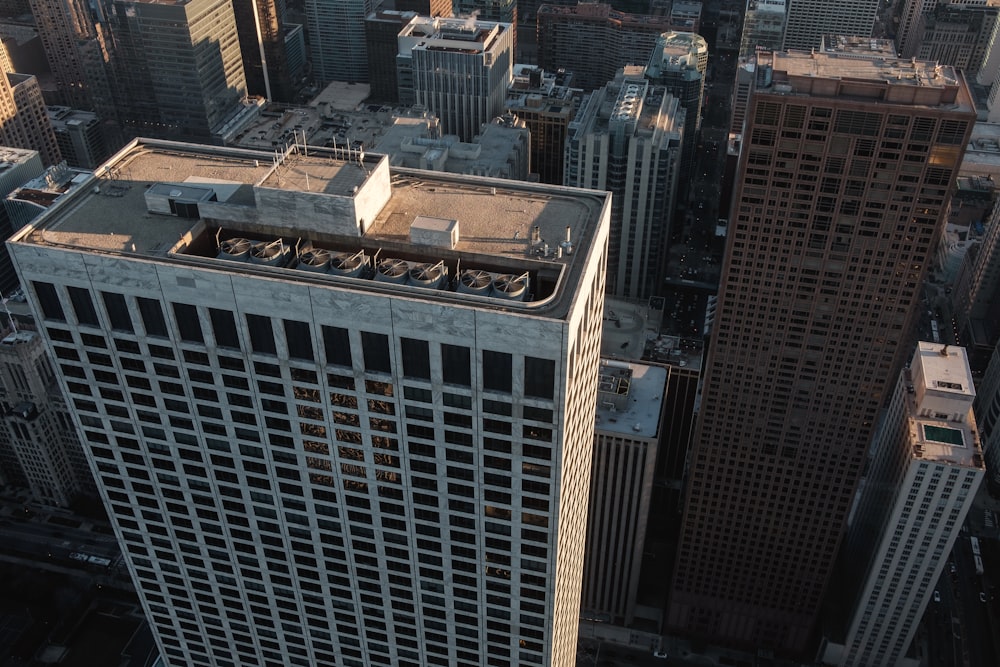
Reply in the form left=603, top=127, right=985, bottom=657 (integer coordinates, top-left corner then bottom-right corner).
left=644, top=31, right=708, bottom=189
left=504, top=65, right=583, bottom=185
left=668, top=49, right=975, bottom=655
left=365, top=10, right=417, bottom=105
left=232, top=0, right=294, bottom=102
left=823, top=343, right=984, bottom=667
left=455, top=0, right=518, bottom=52
left=975, top=336, right=1000, bottom=494
left=582, top=359, right=667, bottom=626
left=782, top=0, right=879, bottom=51
left=9, top=137, right=609, bottom=667
left=401, top=16, right=514, bottom=142
left=107, top=0, right=248, bottom=142
left=48, top=106, right=109, bottom=169
left=536, top=3, right=676, bottom=91
left=395, top=0, right=451, bottom=17
left=739, top=0, right=786, bottom=59
left=898, top=0, right=940, bottom=58
left=0, top=43, right=61, bottom=166
left=565, top=68, right=684, bottom=299
left=0, top=146, right=43, bottom=294
left=305, top=0, right=379, bottom=84
left=914, top=2, right=1000, bottom=83
left=0, top=324, right=93, bottom=507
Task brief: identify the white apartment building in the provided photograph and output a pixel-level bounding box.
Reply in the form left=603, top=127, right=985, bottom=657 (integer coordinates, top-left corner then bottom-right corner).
left=399, top=16, right=514, bottom=142
left=824, top=343, right=985, bottom=667
left=9, top=138, right=610, bottom=667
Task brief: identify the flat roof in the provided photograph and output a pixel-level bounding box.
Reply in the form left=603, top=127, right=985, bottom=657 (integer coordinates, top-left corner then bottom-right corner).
left=594, top=360, right=668, bottom=438
left=12, top=139, right=609, bottom=318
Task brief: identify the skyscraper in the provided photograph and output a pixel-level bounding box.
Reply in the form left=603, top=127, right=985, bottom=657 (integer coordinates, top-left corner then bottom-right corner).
left=565, top=68, right=684, bottom=299
left=365, top=10, right=418, bottom=105
left=504, top=65, right=582, bottom=185
left=668, top=49, right=975, bottom=656
left=739, top=0, right=786, bottom=59
left=0, top=43, right=61, bottom=166
left=898, top=0, right=940, bottom=59
left=305, top=0, right=379, bottom=84
left=782, top=0, right=879, bottom=51
left=914, top=2, right=1000, bottom=83
left=401, top=16, right=514, bottom=142
left=10, top=137, right=609, bottom=667
left=823, top=343, right=984, bottom=667
left=107, top=0, right=248, bottom=142
left=231, top=0, right=294, bottom=101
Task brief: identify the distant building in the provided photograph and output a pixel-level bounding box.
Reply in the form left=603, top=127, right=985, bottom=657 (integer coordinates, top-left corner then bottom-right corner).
left=0, top=146, right=43, bottom=293
left=783, top=0, right=879, bottom=51
left=371, top=115, right=530, bottom=180
left=644, top=31, right=708, bottom=189
left=824, top=343, right=984, bottom=667
left=536, top=3, right=677, bottom=91
left=897, top=0, right=939, bottom=60
left=305, top=0, right=378, bottom=84
left=5, top=161, right=91, bottom=233
left=106, top=0, right=249, bottom=142
left=504, top=65, right=582, bottom=185
left=740, top=0, right=786, bottom=59
left=48, top=106, right=108, bottom=169
left=0, top=48, right=61, bottom=166
left=914, top=2, right=1000, bottom=83
left=399, top=16, right=514, bottom=141
left=232, top=0, right=295, bottom=101
left=0, top=325, right=94, bottom=507
left=395, top=0, right=452, bottom=17
left=565, top=68, right=684, bottom=299
left=976, top=336, right=1000, bottom=495
left=365, top=10, right=418, bottom=105
left=582, top=359, right=667, bottom=626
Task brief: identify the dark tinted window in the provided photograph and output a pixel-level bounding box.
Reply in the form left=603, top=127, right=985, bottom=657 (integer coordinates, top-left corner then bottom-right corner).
left=32, top=282, right=64, bottom=321
left=246, top=314, right=276, bottom=355
left=482, top=351, right=512, bottom=393
left=284, top=320, right=313, bottom=361
left=172, top=303, right=203, bottom=343
left=68, top=287, right=99, bottom=326
left=322, top=326, right=352, bottom=367
left=441, top=344, right=471, bottom=386
left=101, top=292, right=133, bottom=332
left=400, top=338, right=430, bottom=380
left=137, top=298, right=168, bottom=337
left=209, top=309, right=240, bottom=349
left=361, top=332, right=391, bottom=373
left=524, top=357, right=555, bottom=399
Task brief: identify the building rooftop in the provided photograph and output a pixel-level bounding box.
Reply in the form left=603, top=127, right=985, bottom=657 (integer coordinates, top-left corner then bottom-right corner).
left=0, top=147, right=38, bottom=174
left=906, top=343, right=983, bottom=468
left=594, top=359, right=668, bottom=438
left=7, top=163, right=92, bottom=211
left=11, top=139, right=609, bottom=318
left=758, top=50, right=973, bottom=110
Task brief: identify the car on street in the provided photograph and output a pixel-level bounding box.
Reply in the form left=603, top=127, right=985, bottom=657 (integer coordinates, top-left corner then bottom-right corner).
left=653, top=650, right=669, bottom=659
left=934, top=590, right=941, bottom=602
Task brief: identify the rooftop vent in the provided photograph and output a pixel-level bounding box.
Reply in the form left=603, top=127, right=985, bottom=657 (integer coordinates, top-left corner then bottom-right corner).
left=492, top=272, right=529, bottom=301
left=297, top=248, right=332, bottom=272
left=329, top=250, right=368, bottom=278
left=249, top=239, right=291, bottom=267
left=217, top=237, right=252, bottom=261
left=375, top=257, right=410, bottom=284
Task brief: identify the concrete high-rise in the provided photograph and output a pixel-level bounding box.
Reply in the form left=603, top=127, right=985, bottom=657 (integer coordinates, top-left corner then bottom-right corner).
left=365, top=10, right=417, bottom=105
left=536, top=3, right=676, bottom=91
left=400, top=16, right=514, bottom=142
left=975, top=336, right=1000, bottom=495
left=823, top=343, right=984, bottom=667
left=9, top=137, right=609, bottom=667
left=783, top=0, right=879, bottom=51
left=107, top=0, right=249, bottom=142
left=305, top=0, right=379, bottom=84
left=582, top=359, right=667, bottom=626
left=914, top=2, right=1000, bottom=84
left=668, top=49, right=975, bottom=656
left=0, top=146, right=42, bottom=294
left=48, top=106, right=109, bottom=169
left=565, top=68, right=684, bottom=299
left=0, top=45, right=60, bottom=166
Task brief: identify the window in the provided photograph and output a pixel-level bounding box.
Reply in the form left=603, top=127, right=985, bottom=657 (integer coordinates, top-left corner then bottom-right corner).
left=246, top=314, right=277, bottom=355
left=442, top=344, right=471, bottom=386
left=68, top=287, right=99, bottom=326
left=138, top=298, right=168, bottom=337
left=102, top=292, right=133, bottom=332
left=210, top=309, right=240, bottom=349
left=323, top=326, right=352, bottom=367
left=361, top=332, right=391, bottom=373
left=173, top=303, right=204, bottom=343
left=524, top=357, right=555, bottom=399
left=284, top=320, right=313, bottom=361
left=482, top=351, right=512, bottom=393
left=401, top=338, right=430, bottom=380
left=32, top=282, right=64, bottom=321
